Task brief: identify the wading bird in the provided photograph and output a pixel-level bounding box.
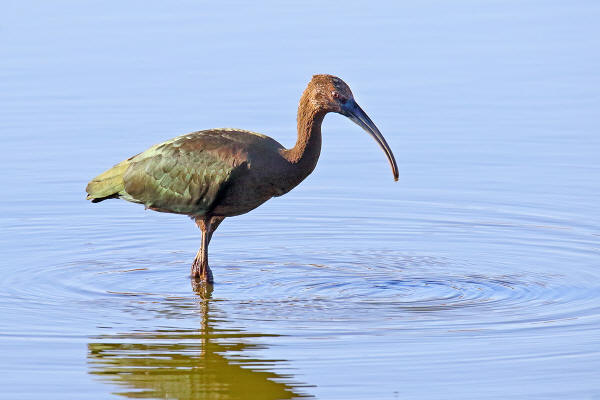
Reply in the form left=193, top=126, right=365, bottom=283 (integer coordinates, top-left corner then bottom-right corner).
left=86, top=74, right=398, bottom=283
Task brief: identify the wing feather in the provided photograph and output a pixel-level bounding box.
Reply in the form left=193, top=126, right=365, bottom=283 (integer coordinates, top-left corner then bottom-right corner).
left=120, top=132, right=248, bottom=215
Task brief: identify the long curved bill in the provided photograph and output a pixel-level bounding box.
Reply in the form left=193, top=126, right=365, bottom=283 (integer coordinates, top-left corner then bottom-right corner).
left=343, top=100, right=399, bottom=181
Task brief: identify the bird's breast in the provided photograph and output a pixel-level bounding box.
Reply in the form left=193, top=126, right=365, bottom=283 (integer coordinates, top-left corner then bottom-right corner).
left=209, top=154, right=300, bottom=216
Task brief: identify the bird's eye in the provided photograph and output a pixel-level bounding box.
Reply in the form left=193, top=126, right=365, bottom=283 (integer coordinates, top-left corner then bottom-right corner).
left=331, top=91, right=347, bottom=103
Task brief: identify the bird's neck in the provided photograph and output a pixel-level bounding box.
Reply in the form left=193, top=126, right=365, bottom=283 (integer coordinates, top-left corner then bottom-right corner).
left=282, top=92, right=326, bottom=176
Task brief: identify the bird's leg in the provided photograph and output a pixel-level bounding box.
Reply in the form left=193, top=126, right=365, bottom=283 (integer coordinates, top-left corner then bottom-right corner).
left=206, top=216, right=224, bottom=244
left=191, top=216, right=224, bottom=283
left=192, top=218, right=213, bottom=283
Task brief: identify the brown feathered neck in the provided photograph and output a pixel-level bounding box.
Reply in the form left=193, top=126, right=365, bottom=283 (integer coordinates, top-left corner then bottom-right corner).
left=281, top=79, right=329, bottom=169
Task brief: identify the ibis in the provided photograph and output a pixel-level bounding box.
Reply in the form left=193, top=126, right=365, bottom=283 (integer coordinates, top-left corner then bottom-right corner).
left=86, top=74, right=398, bottom=283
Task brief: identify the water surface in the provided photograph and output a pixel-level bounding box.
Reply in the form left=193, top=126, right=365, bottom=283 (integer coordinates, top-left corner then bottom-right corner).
left=1, top=1, right=599, bottom=399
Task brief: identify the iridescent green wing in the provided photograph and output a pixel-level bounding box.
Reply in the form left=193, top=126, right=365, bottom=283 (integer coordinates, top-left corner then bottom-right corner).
left=121, top=131, right=247, bottom=216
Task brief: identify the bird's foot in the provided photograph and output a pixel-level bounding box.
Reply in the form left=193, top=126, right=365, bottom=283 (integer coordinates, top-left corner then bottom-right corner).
left=191, top=259, right=214, bottom=284
left=191, top=276, right=214, bottom=296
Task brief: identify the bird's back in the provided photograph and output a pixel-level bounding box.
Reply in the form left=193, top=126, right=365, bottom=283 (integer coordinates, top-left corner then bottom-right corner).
left=86, top=129, right=285, bottom=216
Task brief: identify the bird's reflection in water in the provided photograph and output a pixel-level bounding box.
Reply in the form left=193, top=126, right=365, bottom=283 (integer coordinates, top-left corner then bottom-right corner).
left=88, top=280, right=312, bottom=399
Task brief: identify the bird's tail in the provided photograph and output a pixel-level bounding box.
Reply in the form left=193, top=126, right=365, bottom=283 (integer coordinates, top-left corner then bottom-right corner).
left=86, top=160, right=129, bottom=202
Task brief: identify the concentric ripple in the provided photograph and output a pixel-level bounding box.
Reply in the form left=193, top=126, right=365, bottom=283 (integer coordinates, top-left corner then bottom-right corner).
left=2, top=199, right=600, bottom=339
left=205, top=249, right=599, bottom=335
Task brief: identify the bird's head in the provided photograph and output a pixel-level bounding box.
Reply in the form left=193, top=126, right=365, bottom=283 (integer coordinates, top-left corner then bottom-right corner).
left=308, top=74, right=399, bottom=181
left=309, top=74, right=355, bottom=114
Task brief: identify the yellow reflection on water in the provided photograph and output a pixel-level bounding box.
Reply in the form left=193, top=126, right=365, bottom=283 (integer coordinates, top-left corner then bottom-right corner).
left=88, top=283, right=311, bottom=399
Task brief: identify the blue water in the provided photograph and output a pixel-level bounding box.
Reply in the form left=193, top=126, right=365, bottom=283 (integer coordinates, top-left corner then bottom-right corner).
left=1, top=1, right=599, bottom=399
